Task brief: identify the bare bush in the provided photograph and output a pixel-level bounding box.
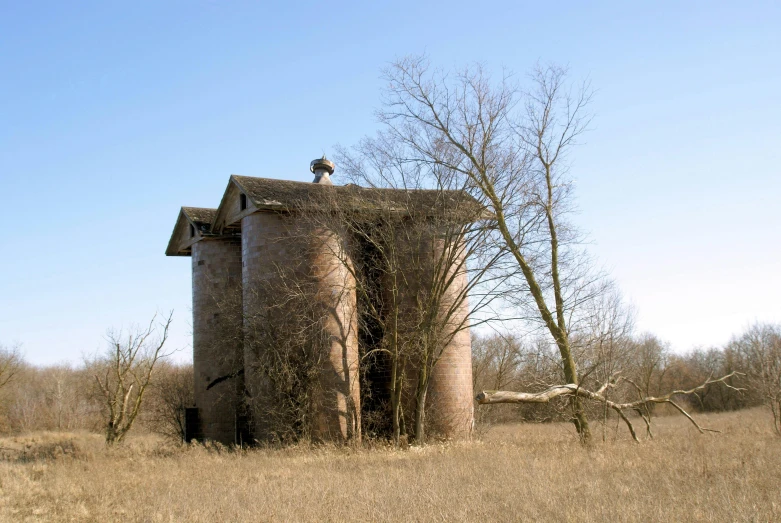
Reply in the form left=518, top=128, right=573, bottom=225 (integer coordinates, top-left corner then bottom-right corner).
left=472, top=328, right=753, bottom=443
left=144, top=362, right=194, bottom=442
left=243, top=270, right=333, bottom=444
left=663, top=347, right=751, bottom=413
left=472, top=334, right=561, bottom=425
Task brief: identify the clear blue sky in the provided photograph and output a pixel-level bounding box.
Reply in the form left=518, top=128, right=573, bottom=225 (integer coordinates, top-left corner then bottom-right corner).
left=1, top=1, right=779, bottom=364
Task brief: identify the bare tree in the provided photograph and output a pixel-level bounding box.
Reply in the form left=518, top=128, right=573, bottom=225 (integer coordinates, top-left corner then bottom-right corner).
left=0, top=343, right=25, bottom=431
left=374, top=56, right=755, bottom=445
left=471, top=333, right=538, bottom=427
left=92, top=311, right=174, bottom=445
left=477, top=372, right=743, bottom=442
left=730, top=323, right=781, bottom=435
left=374, top=56, right=600, bottom=441
left=0, top=343, right=23, bottom=394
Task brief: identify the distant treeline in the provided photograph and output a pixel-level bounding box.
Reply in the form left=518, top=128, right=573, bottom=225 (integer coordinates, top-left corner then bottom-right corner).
left=0, top=356, right=192, bottom=440
left=1, top=322, right=779, bottom=438
left=473, top=323, right=780, bottom=430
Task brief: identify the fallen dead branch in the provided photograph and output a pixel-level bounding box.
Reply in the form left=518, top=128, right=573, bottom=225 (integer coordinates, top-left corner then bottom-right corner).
left=475, top=372, right=744, bottom=442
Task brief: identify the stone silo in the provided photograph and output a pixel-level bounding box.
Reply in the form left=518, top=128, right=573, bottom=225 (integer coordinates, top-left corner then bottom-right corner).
left=306, top=158, right=361, bottom=441
left=212, top=158, right=361, bottom=442
left=240, top=210, right=299, bottom=439
left=165, top=208, right=244, bottom=444
left=390, top=224, right=474, bottom=440
left=168, top=156, right=479, bottom=444
left=425, top=239, right=474, bottom=439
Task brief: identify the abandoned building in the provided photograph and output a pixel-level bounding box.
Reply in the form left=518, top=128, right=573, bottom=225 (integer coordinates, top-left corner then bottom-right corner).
left=166, top=157, right=476, bottom=444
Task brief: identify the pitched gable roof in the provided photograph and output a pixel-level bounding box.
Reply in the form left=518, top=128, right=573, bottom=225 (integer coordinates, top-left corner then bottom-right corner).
left=233, top=175, right=335, bottom=209
left=183, top=207, right=217, bottom=228
left=211, top=175, right=486, bottom=232
left=165, top=207, right=218, bottom=256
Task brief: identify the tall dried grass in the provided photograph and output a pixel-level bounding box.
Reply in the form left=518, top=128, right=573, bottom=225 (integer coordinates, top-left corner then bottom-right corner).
left=0, top=408, right=778, bottom=522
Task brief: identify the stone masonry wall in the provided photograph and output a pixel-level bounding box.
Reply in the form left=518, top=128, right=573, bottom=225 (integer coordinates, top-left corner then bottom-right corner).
left=393, top=230, right=474, bottom=440
left=241, top=212, right=361, bottom=442
left=426, top=241, right=474, bottom=439
left=309, top=226, right=361, bottom=442
left=241, top=212, right=295, bottom=439
left=192, top=237, right=244, bottom=444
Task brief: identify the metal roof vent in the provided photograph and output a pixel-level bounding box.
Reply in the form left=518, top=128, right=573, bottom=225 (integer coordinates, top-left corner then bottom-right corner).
left=310, top=155, right=335, bottom=185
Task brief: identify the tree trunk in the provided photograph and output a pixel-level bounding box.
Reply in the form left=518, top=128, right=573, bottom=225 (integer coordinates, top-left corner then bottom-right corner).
left=556, top=338, right=592, bottom=443
left=571, top=396, right=591, bottom=443
left=414, top=366, right=428, bottom=444
left=391, top=358, right=401, bottom=445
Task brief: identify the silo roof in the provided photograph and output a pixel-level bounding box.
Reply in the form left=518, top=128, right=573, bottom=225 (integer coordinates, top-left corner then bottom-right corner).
left=165, top=207, right=221, bottom=257
left=210, top=175, right=485, bottom=231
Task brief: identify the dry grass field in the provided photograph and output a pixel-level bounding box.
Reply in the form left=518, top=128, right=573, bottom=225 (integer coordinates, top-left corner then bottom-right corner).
left=0, top=408, right=779, bottom=522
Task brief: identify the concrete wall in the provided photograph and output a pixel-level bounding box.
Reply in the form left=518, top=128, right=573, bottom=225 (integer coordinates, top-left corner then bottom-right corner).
left=191, top=237, right=244, bottom=444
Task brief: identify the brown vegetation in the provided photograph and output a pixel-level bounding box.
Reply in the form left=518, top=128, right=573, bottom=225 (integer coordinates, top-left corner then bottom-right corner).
left=0, top=409, right=778, bottom=522
left=471, top=326, right=774, bottom=438
left=0, top=356, right=192, bottom=439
